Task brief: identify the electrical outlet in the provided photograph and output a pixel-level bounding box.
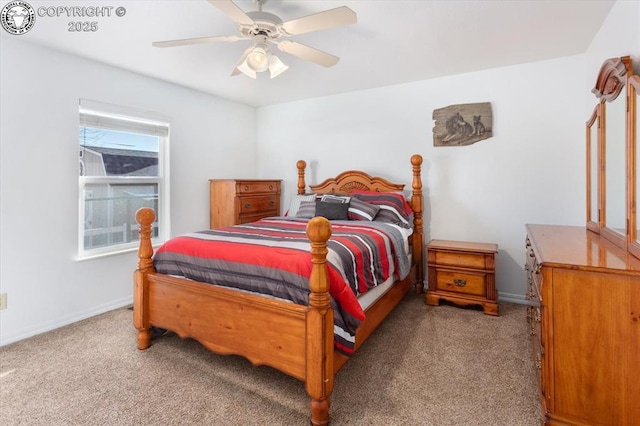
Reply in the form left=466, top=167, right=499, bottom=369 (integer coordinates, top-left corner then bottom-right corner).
left=0, top=293, right=7, bottom=310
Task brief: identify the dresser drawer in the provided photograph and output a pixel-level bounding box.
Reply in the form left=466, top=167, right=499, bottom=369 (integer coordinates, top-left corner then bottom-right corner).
left=434, top=250, right=487, bottom=269
left=435, top=269, right=486, bottom=296
left=238, top=195, right=278, bottom=214
left=236, top=181, right=280, bottom=194
left=238, top=213, right=274, bottom=224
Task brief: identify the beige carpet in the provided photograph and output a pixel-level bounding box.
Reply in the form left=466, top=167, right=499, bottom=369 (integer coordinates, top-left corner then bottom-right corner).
left=0, top=294, right=542, bottom=425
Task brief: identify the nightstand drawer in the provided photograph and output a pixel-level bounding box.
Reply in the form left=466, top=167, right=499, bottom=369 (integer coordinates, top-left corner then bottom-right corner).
left=435, top=270, right=486, bottom=296
left=238, top=195, right=278, bottom=214
left=434, top=251, right=486, bottom=269
left=236, top=181, right=280, bottom=194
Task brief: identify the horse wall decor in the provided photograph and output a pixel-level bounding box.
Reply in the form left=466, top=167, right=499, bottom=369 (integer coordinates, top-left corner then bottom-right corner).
left=432, top=102, right=493, bottom=146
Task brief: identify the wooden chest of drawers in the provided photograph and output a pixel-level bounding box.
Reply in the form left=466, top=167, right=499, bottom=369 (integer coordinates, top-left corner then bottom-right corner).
left=425, top=239, right=499, bottom=316
left=209, top=179, right=281, bottom=228
left=525, top=224, right=640, bottom=425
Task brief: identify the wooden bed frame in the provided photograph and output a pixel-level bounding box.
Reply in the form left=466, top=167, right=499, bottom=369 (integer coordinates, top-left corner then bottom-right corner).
left=133, top=154, right=424, bottom=425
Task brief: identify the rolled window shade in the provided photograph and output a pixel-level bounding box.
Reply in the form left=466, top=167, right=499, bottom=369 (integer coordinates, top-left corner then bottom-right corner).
left=79, top=98, right=169, bottom=137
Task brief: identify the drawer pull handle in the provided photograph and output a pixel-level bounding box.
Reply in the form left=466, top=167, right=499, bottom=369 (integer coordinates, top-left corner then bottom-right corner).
left=269, top=200, right=275, bottom=206
left=244, top=185, right=250, bottom=191
left=453, top=279, right=466, bottom=287
left=245, top=202, right=251, bottom=208
left=269, top=185, right=273, bottom=190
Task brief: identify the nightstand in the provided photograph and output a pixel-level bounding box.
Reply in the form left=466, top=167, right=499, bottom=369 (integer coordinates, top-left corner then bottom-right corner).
left=425, top=239, right=499, bottom=316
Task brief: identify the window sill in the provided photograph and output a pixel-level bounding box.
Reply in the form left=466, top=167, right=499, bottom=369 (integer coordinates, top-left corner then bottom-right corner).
left=75, top=242, right=163, bottom=262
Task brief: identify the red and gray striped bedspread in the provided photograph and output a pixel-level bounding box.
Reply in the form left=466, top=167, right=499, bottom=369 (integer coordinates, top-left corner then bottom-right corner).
left=153, top=217, right=411, bottom=356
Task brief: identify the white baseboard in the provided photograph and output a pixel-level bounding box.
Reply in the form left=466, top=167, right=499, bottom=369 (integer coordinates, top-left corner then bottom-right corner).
left=0, top=296, right=133, bottom=346
left=498, top=292, right=529, bottom=305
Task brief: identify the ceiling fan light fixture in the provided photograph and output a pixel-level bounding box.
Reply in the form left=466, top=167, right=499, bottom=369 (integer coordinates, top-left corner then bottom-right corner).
left=268, top=54, right=288, bottom=79
left=246, top=45, right=269, bottom=72
left=236, top=60, right=257, bottom=79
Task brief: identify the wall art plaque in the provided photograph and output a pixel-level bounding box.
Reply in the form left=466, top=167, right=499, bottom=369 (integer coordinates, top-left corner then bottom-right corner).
left=433, top=102, right=493, bottom=147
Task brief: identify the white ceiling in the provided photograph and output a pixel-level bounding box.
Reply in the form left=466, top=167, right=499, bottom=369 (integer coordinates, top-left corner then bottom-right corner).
left=7, top=0, right=615, bottom=107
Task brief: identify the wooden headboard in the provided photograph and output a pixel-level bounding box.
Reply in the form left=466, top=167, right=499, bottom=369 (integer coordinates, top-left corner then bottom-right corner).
left=296, top=154, right=424, bottom=292
left=307, top=169, right=405, bottom=194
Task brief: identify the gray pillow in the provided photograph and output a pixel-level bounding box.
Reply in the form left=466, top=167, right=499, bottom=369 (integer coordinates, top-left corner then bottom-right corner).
left=315, top=200, right=349, bottom=220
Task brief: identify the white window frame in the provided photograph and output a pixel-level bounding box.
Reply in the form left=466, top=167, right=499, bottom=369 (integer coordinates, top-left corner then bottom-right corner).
left=78, top=99, right=170, bottom=260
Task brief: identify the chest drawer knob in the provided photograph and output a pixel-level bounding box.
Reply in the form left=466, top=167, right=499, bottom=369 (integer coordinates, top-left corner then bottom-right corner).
left=244, top=185, right=250, bottom=191
left=269, top=185, right=274, bottom=190
left=245, top=202, right=251, bottom=208
left=453, top=278, right=467, bottom=287
left=269, top=200, right=275, bottom=206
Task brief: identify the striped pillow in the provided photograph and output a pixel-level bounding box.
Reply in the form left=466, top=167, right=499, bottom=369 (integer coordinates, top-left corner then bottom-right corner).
left=286, top=194, right=316, bottom=217
left=348, top=197, right=380, bottom=221
left=351, top=190, right=413, bottom=229
left=295, top=200, right=317, bottom=219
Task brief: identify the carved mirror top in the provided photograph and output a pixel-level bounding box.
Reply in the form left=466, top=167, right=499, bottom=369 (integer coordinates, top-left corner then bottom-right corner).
left=592, top=56, right=631, bottom=102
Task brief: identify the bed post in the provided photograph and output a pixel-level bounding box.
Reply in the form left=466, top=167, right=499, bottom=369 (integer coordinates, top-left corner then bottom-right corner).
left=134, top=207, right=155, bottom=350
left=297, top=160, right=307, bottom=195
left=411, top=154, right=424, bottom=293
left=306, top=216, right=334, bottom=426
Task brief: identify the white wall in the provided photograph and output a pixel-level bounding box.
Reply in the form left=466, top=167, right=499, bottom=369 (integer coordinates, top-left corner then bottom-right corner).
left=0, top=38, right=257, bottom=345
left=256, top=55, right=586, bottom=303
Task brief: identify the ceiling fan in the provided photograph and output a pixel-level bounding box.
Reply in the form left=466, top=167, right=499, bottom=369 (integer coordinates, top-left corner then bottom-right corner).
left=152, top=0, right=357, bottom=79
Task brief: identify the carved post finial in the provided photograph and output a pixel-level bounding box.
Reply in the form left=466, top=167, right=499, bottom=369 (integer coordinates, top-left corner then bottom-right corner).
left=297, top=160, right=307, bottom=195
left=306, top=216, right=332, bottom=301
left=136, top=207, right=156, bottom=271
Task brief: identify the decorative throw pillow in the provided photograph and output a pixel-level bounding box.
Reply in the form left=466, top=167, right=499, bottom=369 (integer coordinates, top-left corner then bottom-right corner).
left=351, top=190, right=413, bottom=228
left=286, top=193, right=316, bottom=217
left=348, top=197, right=381, bottom=221
left=295, top=200, right=317, bottom=219
left=320, top=194, right=351, bottom=204
left=315, top=200, right=349, bottom=220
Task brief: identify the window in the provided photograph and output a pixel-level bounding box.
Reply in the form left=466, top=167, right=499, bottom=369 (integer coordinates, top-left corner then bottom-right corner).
left=78, top=99, right=169, bottom=259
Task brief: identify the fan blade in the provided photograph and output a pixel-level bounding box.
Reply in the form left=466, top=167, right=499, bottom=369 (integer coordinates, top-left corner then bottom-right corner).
left=281, top=6, right=356, bottom=35
left=153, top=35, right=243, bottom=48
left=276, top=40, right=339, bottom=68
left=208, top=0, right=254, bottom=26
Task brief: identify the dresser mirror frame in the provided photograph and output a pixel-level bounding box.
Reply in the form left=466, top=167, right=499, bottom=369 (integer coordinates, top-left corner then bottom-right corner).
left=589, top=56, right=632, bottom=250
left=586, top=104, right=601, bottom=233
left=628, top=75, right=640, bottom=259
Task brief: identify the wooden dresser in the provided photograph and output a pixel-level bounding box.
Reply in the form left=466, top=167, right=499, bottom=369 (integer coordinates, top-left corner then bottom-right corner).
left=525, top=224, right=640, bottom=425
left=425, top=239, right=499, bottom=316
left=209, top=179, right=281, bottom=228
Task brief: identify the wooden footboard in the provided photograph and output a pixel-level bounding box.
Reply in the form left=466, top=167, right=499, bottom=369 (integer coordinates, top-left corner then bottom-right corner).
left=134, top=209, right=335, bottom=425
